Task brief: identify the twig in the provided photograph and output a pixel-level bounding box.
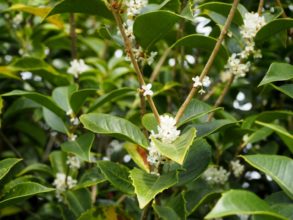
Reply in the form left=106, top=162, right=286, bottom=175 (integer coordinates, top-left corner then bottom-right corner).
left=42, top=132, right=56, bottom=162
left=69, top=13, right=78, bottom=59
left=202, top=84, right=218, bottom=101
left=275, top=0, right=288, bottom=18
left=208, top=75, right=235, bottom=121
left=150, top=47, right=171, bottom=82
left=0, top=130, right=27, bottom=165
left=175, top=0, right=240, bottom=123
left=140, top=202, right=151, bottom=220
left=257, top=0, right=264, bottom=16
left=110, top=2, right=161, bottom=124
left=91, top=185, right=97, bottom=204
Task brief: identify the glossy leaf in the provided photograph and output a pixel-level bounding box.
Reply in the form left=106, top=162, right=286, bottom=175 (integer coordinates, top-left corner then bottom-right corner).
left=17, top=163, right=53, bottom=177
left=0, top=66, right=20, bottom=79
left=48, top=0, right=113, bottom=20
left=141, top=113, right=158, bottom=132
left=61, top=133, right=95, bottom=162
left=49, top=151, right=67, bottom=174
left=178, top=139, right=211, bottom=185
left=241, top=155, right=293, bottom=199
left=153, top=205, right=180, bottom=220
left=80, top=113, right=149, bottom=148
left=88, top=88, right=134, bottom=112
left=43, top=108, right=68, bottom=134
left=52, top=85, right=78, bottom=112
left=152, top=128, right=197, bottom=165
left=75, top=167, right=105, bottom=189
left=97, top=161, right=134, bottom=195
left=255, top=121, right=293, bottom=141
left=0, top=182, right=54, bottom=208
left=0, top=158, right=22, bottom=181
left=206, top=190, right=287, bottom=219
left=255, top=19, right=293, bottom=41
left=70, top=89, right=97, bottom=113
left=124, top=142, right=150, bottom=172
left=134, top=10, right=181, bottom=49
left=259, top=63, right=293, bottom=86
left=271, top=84, right=293, bottom=99
left=9, top=4, right=63, bottom=28
left=129, top=168, right=178, bottom=208
left=2, top=90, right=65, bottom=118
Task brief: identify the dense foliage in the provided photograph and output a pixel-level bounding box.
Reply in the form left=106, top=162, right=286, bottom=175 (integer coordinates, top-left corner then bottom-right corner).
left=0, top=0, right=292, bottom=219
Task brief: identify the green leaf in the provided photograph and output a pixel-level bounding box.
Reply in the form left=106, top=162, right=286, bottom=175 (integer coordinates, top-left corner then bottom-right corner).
left=49, top=151, right=67, bottom=174
left=255, top=121, right=293, bottom=141
left=171, top=34, right=228, bottom=68
left=198, top=2, right=243, bottom=25
left=141, top=113, right=158, bottom=132
left=134, top=10, right=181, bottom=49
left=48, top=0, right=113, bottom=20
left=61, top=133, right=95, bottom=162
left=165, top=193, right=187, bottom=219
left=64, top=188, right=92, bottom=217
left=43, top=108, right=68, bottom=134
left=75, top=167, right=105, bottom=189
left=152, top=128, right=196, bottom=165
left=80, top=113, right=149, bottom=148
left=0, top=182, right=54, bottom=208
left=177, top=99, right=222, bottom=127
left=0, top=158, right=22, bottom=181
left=178, top=139, right=211, bottom=185
left=153, top=205, right=180, bottom=220
left=258, top=63, right=293, bottom=86
left=255, top=18, right=293, bottom=41
left=88, top=88, right=135, bottom=112
left=0, top=66, right=20, bottom=79
left=205, top=190, right=287, bottom=219
left=70, top=89, right=97, bottom=113
left=97, top=161, right=134, bottom=195
left=271, top=84, right=293, bottom=99
left=2, top=90, right=65, bottom=118
left=52, top=85, right=78, bottom=112
left=243, top=127, right=274, bottom=145
left=241, top=155, right=293, bottom=199
left=124, top=142, right=150, bottom=172
left=129, top=168, right=178, bottom=209
left=17, top=163, right=53, bottom=177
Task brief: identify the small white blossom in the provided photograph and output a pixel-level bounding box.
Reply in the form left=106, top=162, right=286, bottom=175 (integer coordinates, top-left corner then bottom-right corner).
left=192, top=76, right=202, bottom=88
left=220, top=71, right=232, bottom=82
left=142, top=83, right=154, bottom=96
left=202, top=165, right=230, bottom=185
left=66, top=155, right=81, bottom=169
left=67, top=59, right=90, bottom=78
left=13, top=13, right=23, bottom=27
left=224, top=54, right=250, bottom=78
left=124, top=19, right=135, bottom=40
left=240, top=12, right=266, bottom=39
left=126, top=0, right=148, bottom=18
left=151, top=115, right=181, bottom=144
left=230, top=160, right=245, bottom=178
left=68, top=134, right=77, bottom=141
left=147, top=51, right=157, bottom=65
left=70, top=117, right=80, bottom=126
left=147, top=141, right=162, bottom=176
left=66, top=109, right=73, bottom=116
left=202, top=76, right=211, bottom=87
left=53, top=173, right=77, bottom=201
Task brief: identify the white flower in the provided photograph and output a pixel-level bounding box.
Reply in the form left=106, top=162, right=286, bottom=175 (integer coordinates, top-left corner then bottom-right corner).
left=66, top=155, right=81, bottom=169
left=220, top=71, right=232, bottom=82
left=124, top=19, right=135, bottom=40
left=69, top=134, right=77, bottom=141
left=147, top=51, right=157, bottom=65
left=202, top=76, right=211, bottom=87
left=142, top=83, right=154, bottom=96
left=147, top=141, right=162, bottom=176
left=67, top=59, right=89, bottom=78
left=66, top=109, right=73, bottom=116
left=126, top=0, right=148, bottom=18
left=225, top=54, right=250, bottom=78
left=70, top=117, right=80, bottom=126
left=202, top=165, right=230, bottom=185
left=53, top=173, right=77, bottom=201
left=192, top=76, right=202, bottom=88
left=151, top=115, right=180, bottom=144
left=230, top=160, right=245, bottom=178
left=240, top=12, right=266, bottom=39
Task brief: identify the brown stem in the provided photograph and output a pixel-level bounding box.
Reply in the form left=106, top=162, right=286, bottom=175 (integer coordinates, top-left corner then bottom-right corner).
left=275, top=0, right=288, bottom=18
left=257, top=0, right=264, bottom=16
left=140, top=202, right=152, bottom=220
left=175, top=0, right=240, bottom=123
left=42, top=132, right=57, bottom=162
left=91, top=185, right=97, bottom=204
left=208, top=75, right=235, bottom=121
left=150, top=47, right=171, bottom=82
left=0, top=130, right=27, bottom=165
left=110, top=3, right=160, bottom=124
left=203, top=84, right=218, bottom=101
left=69, top=13, right=78, bottom=59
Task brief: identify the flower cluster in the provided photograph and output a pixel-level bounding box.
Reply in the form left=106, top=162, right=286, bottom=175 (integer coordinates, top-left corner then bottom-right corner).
left=126, top=0, right=148, bottom=19
left=66, top=155, right=81, bottom=169
left=67, top=59, right=89, bottom=78
left=220, top=12, right=265, bottom=81
left=53, top=173, right=77, bottom=201
left=147, top=115, right=181, bottom=175
left=142, top=83, right=153, bottom=96
left=192, top=76, right=211, bottom=94
left=202, top=165, right=230, bottom=185
left=230, top=160, right=245, bottom=178
left=66, top=109, right=80, bottom=126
